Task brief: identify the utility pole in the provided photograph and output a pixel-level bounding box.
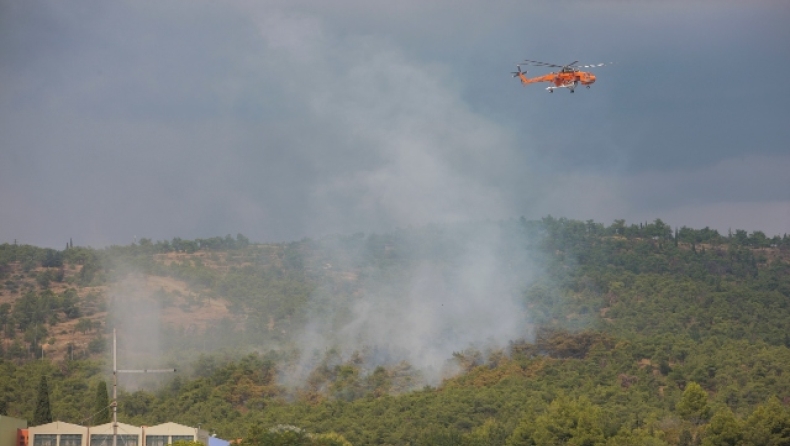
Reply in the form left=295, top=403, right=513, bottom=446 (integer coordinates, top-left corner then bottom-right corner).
left=112, top=329, right=176, bottom=446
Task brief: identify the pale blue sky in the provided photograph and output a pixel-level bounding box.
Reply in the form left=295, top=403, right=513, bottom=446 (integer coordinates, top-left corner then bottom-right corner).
left=2, top=0, right=788, bottom=247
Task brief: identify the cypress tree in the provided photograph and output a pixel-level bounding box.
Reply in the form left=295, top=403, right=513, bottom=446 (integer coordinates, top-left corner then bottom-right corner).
left=94, top=380, right=111, bottom=425
left=33, top=375, right=53, bottom=425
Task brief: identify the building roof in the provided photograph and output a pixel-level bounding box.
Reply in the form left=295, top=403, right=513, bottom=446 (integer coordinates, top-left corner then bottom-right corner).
left=142, top=423, right=196, bottom=435
left=86, top=423, right=142, bottom=435
left=28, top=422, right=85, bottom=434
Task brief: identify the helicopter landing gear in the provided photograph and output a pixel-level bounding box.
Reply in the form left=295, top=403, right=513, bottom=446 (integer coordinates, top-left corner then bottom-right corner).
left=586, top=85, right=590, bottom=89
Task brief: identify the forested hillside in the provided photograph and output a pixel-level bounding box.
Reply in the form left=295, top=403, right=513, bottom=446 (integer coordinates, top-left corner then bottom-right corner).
left=2, top=218, right=790, bottom=445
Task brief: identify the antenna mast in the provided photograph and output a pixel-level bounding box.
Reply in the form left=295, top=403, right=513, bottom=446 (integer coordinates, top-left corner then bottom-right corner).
left=112, top=329, right=176, bottom=446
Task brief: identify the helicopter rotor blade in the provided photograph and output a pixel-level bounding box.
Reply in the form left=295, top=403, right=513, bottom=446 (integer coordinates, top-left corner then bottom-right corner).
left=522, top=60, right=563, bottom=68
left=575, top=62, right=612, bottom=68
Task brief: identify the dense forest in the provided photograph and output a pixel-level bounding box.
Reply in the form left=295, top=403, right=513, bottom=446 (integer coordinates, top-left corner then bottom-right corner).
left=1, top=217, right=790, bottom=445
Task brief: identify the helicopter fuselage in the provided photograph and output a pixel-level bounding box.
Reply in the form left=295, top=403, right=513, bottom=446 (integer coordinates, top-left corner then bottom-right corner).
left=516, top=69, right=596, bottom=93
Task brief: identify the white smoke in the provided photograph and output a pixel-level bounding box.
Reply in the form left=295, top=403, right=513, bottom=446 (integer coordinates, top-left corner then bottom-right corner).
left=284, top=223, right=536, bottom=387
left=107, top=273, right=172, bottom=391
left=249, top=11, right=529, bottom=235
left=248, top=12, right=538, bottom=386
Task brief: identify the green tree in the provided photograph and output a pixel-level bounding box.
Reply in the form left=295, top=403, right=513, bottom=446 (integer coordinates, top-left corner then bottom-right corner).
left=606, top=427, right=668, bottom=446
left=506, top=416, right=537, bottom=446
left=242, top=424, right=311, bottom=446
left=310, top=432, right=352, bottom=446
left=33, top=375, right=53, bottom=425
left=171, top=442, right=204, bottom=446
left=677, top=382, right=711, bottom=425
left=93, top=380, right=111, bottom=425
left=88, top=336, right=105, bottom=354
left=0, top=303, right=11, bottom=338
left=416, top=428, right=463, bottom=446
left=741, top=397, right=790, bottom=446
left=465, top=419, right=509, bottom=446
left=702, top=406, right=741, bottom=446
left=78, top=258, right=101, bottom=286
left=509, top=396, right=605, bottom=446
left=76, top=318, right=95, bottom=334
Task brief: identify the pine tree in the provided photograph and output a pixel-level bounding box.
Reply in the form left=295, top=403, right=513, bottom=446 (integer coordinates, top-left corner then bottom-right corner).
left=94, top=380, right=111, bottom=425
left=677, top=382, right=711, bottom=425
left=33, top=375, right=53, bottom=425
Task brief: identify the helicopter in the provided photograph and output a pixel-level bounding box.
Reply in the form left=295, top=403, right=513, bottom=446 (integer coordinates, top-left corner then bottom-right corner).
left=512, top=60, right=609, bottom=93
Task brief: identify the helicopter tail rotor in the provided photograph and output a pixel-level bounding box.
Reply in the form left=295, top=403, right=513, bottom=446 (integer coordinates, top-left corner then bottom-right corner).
left=511, top=64, right=527, bottom=77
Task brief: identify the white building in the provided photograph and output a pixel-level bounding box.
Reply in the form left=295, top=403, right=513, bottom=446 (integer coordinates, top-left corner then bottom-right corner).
left=28, top=422, right=86, bottom=446
left=141, top=423, right=208, bottom=446
left=26, top=423, right=207, bottom=446
left=87, top=423, right=142, bottom=446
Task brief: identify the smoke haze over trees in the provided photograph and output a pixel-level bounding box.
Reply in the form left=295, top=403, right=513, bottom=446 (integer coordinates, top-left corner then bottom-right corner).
left=1, top=218, right=790, bottom=443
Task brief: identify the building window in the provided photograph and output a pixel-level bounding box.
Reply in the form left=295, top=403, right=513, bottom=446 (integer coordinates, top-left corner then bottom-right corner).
left=90, top=435, right=111, bottom=446
left=170, top=437, right=193, bottom=444
left=91, top=435, right=137, bottom=446
left=34, top=435, right=57, bottom=446
left=145, top=436, right=167, bottom=446
left=117, top=435, right=138, bottom=446
left=61, top=435, right=82, bottom=446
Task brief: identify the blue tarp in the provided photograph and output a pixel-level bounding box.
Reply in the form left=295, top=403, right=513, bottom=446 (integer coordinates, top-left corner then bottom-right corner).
left=208, top=437, right=230, bottom=446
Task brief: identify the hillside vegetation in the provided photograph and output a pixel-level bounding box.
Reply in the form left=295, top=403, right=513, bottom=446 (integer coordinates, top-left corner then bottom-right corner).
left=1, top=218, right=790, bottom=445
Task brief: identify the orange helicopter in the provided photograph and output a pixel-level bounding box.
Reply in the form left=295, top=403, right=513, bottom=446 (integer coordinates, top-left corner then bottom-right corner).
left=512, top=60, right=609, bottom=93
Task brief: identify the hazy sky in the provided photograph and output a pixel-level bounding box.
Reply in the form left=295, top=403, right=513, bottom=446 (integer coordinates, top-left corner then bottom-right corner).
left=2, top=0, right=789, bottom=248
